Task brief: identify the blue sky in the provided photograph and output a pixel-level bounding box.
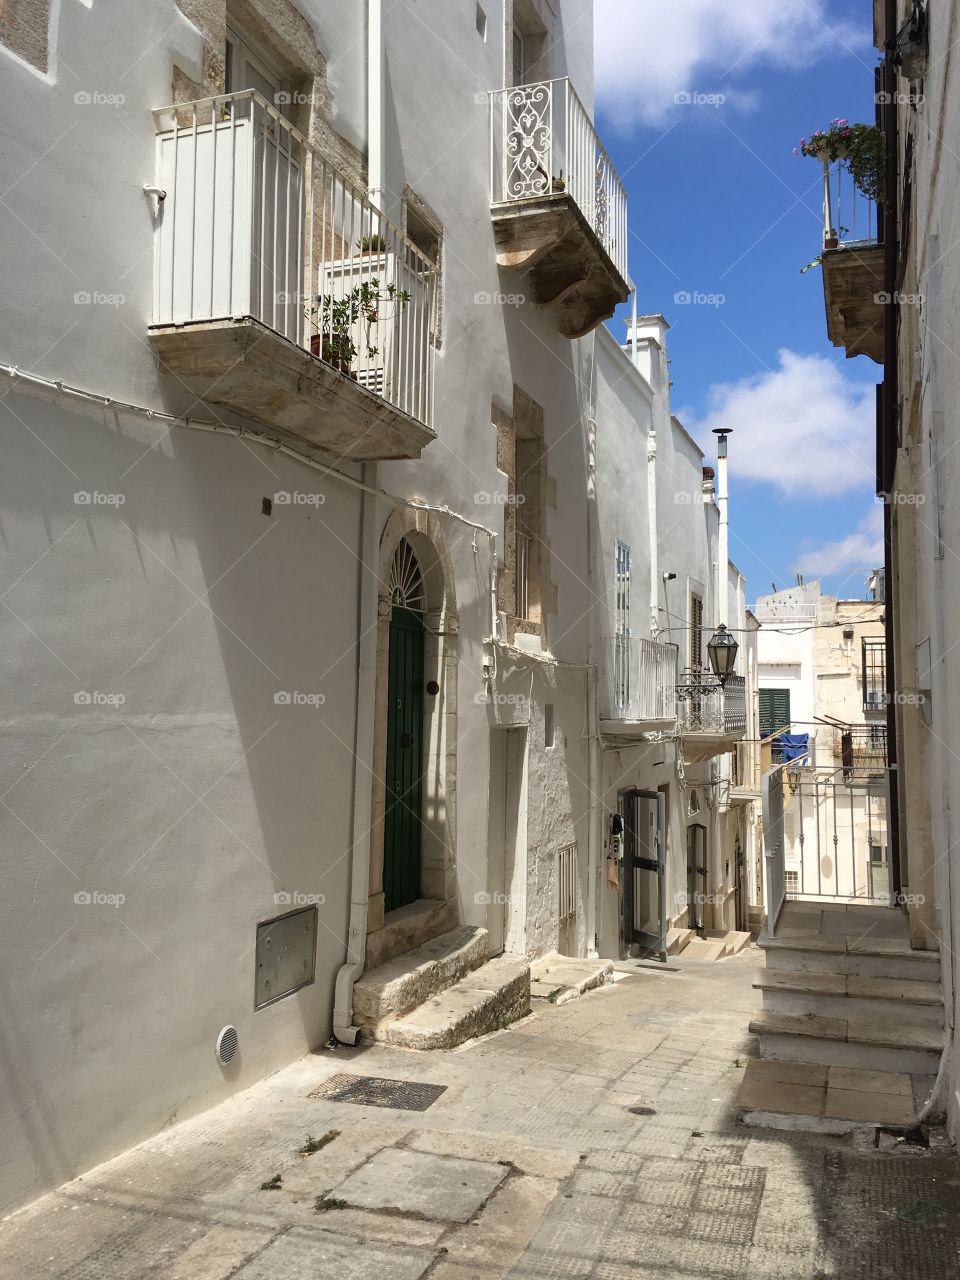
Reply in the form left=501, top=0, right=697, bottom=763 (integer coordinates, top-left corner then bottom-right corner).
left=594, top=0, right=882, bottom=604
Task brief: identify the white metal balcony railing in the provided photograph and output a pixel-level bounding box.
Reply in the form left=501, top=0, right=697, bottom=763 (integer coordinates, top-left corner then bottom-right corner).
left=820, top=156, right=878, bottom=249
left=151, top=91, right=437, bottom=429
left=607, top=636, right=678, bottom=723
left=489, top=78, right=628, bottom=281
left=679, top=674, right=747, bottom=737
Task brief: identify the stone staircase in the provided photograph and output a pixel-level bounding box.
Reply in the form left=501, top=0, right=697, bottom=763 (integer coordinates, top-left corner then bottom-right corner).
left=667, top=926, right=754, bottom=962
left=352, top=925, right=530, bottom=1050
left=738, top=901, right=945, bottom=1132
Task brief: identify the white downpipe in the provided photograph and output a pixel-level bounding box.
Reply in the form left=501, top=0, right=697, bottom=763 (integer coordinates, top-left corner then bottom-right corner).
left=333, top=0, right=385, bottom=1043
left=333, top=464, right=380, bottom=1044
left=648, top=429, right=659, bottom=638
left=716, top=434, right=729, bottom=628
left=368, top=0, right=384, bottom=210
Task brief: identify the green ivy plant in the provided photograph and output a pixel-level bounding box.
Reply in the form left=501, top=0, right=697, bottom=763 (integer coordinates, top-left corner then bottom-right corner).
left=795, top=119, right=884, bottom=203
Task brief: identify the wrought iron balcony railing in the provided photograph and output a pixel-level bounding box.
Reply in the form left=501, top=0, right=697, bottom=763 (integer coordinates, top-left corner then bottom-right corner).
left=679, top=675, right=746, bottom=738
left=489, top=78, right=628, bottom=281
left=151, top=91, right=437, bottom=434
left=840, top=725, right=888, bottom=781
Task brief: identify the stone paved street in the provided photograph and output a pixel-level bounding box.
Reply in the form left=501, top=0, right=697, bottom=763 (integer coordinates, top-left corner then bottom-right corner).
left=2, top=949, right=959, bottom=1279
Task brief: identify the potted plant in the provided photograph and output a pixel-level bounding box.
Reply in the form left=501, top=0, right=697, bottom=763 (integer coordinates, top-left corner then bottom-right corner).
left=357, top=234, right=388, bottom=254
left=551, top=172, right=566, bottom=193
left=311, top=279, right=412, bottom=378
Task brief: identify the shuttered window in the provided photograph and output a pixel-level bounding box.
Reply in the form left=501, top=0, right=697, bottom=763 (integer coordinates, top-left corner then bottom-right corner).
left=759, top=688, right=791, bottom=740
left=689, top=592, right=703, bottom=671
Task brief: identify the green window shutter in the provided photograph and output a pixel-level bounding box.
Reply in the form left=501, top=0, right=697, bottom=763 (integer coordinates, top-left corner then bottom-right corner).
left=759, top=688, right=791, bottom=740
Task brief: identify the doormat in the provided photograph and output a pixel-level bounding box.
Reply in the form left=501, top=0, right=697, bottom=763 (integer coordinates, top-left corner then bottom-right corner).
left=309, top=1073, right=447, bottom=1112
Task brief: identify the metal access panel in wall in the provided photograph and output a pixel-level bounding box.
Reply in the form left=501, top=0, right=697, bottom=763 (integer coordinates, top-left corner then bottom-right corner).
left=255, top=906, right=318, bottom=1009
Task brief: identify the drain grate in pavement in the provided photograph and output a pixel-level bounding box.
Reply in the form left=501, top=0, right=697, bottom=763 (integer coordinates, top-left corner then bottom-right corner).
left=309, top=1073, right=447, bottom=1112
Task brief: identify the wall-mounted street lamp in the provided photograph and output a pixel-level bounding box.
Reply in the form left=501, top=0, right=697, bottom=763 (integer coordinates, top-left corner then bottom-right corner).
left=676, top=624, right=739, bottom=699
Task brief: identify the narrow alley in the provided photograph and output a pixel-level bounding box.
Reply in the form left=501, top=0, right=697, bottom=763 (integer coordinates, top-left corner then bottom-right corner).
left=2, top=948, right=957, bottom=1280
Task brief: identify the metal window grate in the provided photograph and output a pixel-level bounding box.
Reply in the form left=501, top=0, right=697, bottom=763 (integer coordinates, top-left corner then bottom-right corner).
left=862, top=638, right=887, bottom=712
left=558, top=843, right=577, bottom=921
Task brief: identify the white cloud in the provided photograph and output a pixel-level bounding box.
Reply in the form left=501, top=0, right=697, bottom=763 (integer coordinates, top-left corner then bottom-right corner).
left=792, top=507, right=883, bottom=580
left=595, top=0, right=865, bottom=129
left=692, top=349, right=877, bottom=498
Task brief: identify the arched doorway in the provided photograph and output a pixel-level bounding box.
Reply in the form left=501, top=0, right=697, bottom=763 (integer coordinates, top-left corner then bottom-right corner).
left=384, top=539, right=426, bottom=912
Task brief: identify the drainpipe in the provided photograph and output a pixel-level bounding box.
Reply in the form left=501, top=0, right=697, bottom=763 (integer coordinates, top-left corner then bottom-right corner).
left=713, top=429, right=731, bottom=627
left=333, top=465, right=380, bottom=1044
left=368, top=0, right=384, bottom=209
left=333, top=2, right=385, bottom=1044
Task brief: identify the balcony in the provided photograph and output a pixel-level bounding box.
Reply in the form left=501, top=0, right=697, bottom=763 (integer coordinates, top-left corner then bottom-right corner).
left=679, top=675, right=747, bottom=763
left=817, top=156, right=884, bottom=364
left=489, top=79, right=630, bottom=338
left=840, top=725, right=888, bottom=781
left=600, top=637, right=678, bottom=735
left=149, top=92, right=437, bottom=460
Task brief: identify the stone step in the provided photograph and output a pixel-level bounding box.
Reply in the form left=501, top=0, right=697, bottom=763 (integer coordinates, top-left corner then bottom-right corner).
left=680, top=937, right=726, bottom=962
left=530, top=953, right=613, bottom=1005
left=384, top=955, right=531, bottom=1050
left=759, top=935, right=941, bottom=983
left=754, top=969, right=944, bottom=1026
left=737, top=1058, right=935, bottom=1134
left=665, top=927, right=693, bottom=956
left=353, top=925, right=489, bottom=1036
left=714, top=929, right=753, bottom=957
left=749, top=1010, right=944, bottom=1076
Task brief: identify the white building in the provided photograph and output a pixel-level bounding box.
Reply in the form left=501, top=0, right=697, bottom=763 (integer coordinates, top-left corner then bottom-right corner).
left=0, top=0, right=755, bottom=1214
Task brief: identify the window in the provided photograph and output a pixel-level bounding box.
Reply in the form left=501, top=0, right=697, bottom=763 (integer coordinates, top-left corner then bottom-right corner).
left=476, top=3, right=487, bottom=39
left=759, top=688, right=791, bottom=742
left=403, top=193, right=443, bottom=345
left=689, top=592, right=703, bottom=672
left=225, top=24, right=293, bottom=117
left=514, top=437, right=540, bottom=621
left=862, top=639, right=887, bottom=712
left=615, top=540, right=632, bottom=712
left=544, top=703, right=555, bottom=748
left=785, top=870, right=799, bottom=895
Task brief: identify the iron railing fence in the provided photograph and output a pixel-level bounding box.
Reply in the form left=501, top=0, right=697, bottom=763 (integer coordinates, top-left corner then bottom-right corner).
left=489, top=78, right=628, bottom=280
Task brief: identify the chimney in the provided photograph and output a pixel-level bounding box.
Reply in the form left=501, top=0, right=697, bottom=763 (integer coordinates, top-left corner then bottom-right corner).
left=625, top=314, right=670, bottom=393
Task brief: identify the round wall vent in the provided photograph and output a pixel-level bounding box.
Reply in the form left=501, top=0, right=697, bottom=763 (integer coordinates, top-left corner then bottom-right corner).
left=216, top=1025, right=239, bottom=1065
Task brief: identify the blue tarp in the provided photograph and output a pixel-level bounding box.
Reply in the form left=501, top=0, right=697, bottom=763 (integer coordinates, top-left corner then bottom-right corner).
left=776, top=733, right=810, bottom=762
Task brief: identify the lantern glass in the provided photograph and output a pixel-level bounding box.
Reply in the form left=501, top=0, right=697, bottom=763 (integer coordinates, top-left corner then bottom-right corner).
left=707, top=624, right=738, bottom=682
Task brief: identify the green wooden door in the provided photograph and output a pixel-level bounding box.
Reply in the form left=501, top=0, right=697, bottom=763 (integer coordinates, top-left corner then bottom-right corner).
left=384, top=606, right=425, bottom=912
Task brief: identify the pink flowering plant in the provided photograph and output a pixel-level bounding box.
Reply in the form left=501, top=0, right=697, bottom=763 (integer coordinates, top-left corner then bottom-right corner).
left=794, top=119, right=884, bottom=202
